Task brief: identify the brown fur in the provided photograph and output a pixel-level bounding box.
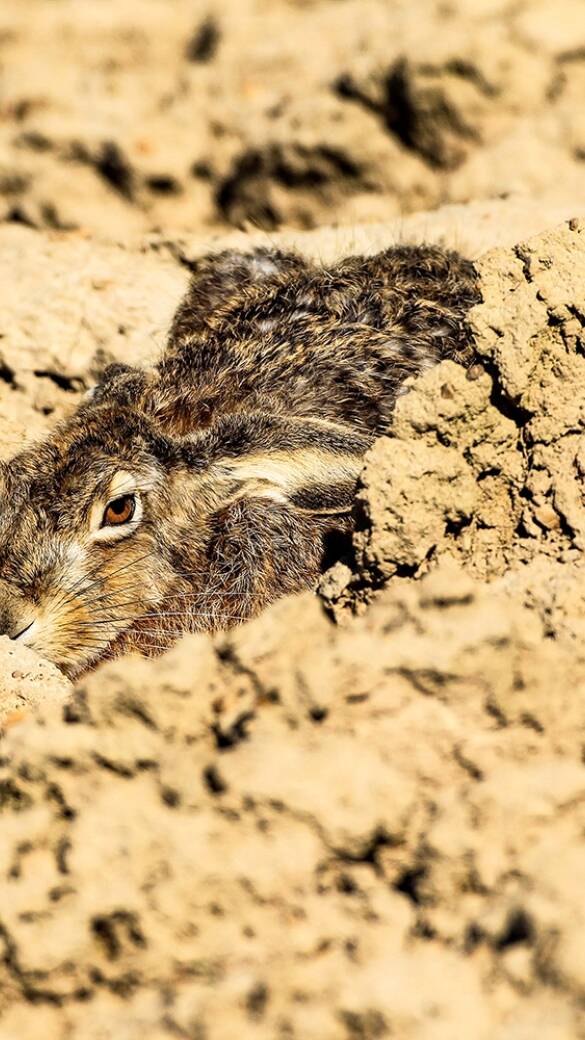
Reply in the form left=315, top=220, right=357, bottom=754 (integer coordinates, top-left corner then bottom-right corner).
left=0, top=244, right=479, bottom=676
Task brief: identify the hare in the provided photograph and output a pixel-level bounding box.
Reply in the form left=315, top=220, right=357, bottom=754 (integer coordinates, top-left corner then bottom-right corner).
left=0, top=244, right=478, bottom=677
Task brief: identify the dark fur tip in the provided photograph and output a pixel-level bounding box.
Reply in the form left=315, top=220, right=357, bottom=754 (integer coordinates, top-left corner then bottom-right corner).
left=90, top=364, right=151, bottom=408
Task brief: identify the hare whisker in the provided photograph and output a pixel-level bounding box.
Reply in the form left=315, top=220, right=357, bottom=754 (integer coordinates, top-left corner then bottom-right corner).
left=130, top=629, right=224, bottom=642
left=62, top=556, right=165, bottom=615
left=71, top=609, right=249, bottom=628
left=135, top=610, right=249, bottom=621
left=77, top=588, right=257, bottom=618
left=66, top=640, right=112, bottom=654
left=54, top=557, right=113, bottom=612
left=125, top=643, right=185, bottom=654
left=57, top=549, right=158, bottom=612
left=59, top=585, right=149, bottom=621
left=79, top=581, right=157, bottom=613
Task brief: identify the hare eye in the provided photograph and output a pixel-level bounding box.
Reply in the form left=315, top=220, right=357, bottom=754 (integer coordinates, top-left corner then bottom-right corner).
left=102, top=494, right=136, bottom=528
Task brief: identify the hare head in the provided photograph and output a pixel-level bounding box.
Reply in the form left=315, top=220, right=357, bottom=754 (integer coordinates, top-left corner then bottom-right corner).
left=0, top=366, right=367, bottom=678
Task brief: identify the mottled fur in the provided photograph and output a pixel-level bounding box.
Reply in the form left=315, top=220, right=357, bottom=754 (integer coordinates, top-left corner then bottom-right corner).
left=0, top=244, right=479, bottom=676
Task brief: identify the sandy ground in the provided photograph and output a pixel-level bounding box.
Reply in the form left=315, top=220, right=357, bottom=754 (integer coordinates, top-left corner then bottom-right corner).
left=2, top=1, right=585, bottom=1038
left=2, top=0, right=585, bottom=238
left=1, top=202, right=585, bottom=1040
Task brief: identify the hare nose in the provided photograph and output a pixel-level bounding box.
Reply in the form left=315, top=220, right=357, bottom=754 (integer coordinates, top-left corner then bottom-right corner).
left=0, top=607, right=26, bottom=640
left=8, top=620, right=34, bottom=641
left=0, top=581, right=29, bottom=640
left=0, top=612, right=24, bottom=640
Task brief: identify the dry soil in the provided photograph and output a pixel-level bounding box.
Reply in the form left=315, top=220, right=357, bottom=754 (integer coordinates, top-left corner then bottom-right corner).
left=2, top=2, right=585, bottom=1038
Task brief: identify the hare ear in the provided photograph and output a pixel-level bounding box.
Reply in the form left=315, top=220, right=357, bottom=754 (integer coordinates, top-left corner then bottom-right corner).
left=85, top=366, right=201, bottom=436
left=215, top=454, right=359, bottom=515
left=169, top=247, right=307, bottom=341
left=85, top=364, right=154, bottom=409
left=147, top=384, right=213, bottom=436
left=196, top=415, right=369, bottom=517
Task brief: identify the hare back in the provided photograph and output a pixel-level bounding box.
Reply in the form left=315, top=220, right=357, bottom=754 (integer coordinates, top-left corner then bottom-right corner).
left=160, top=243, right=480, bottom=436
